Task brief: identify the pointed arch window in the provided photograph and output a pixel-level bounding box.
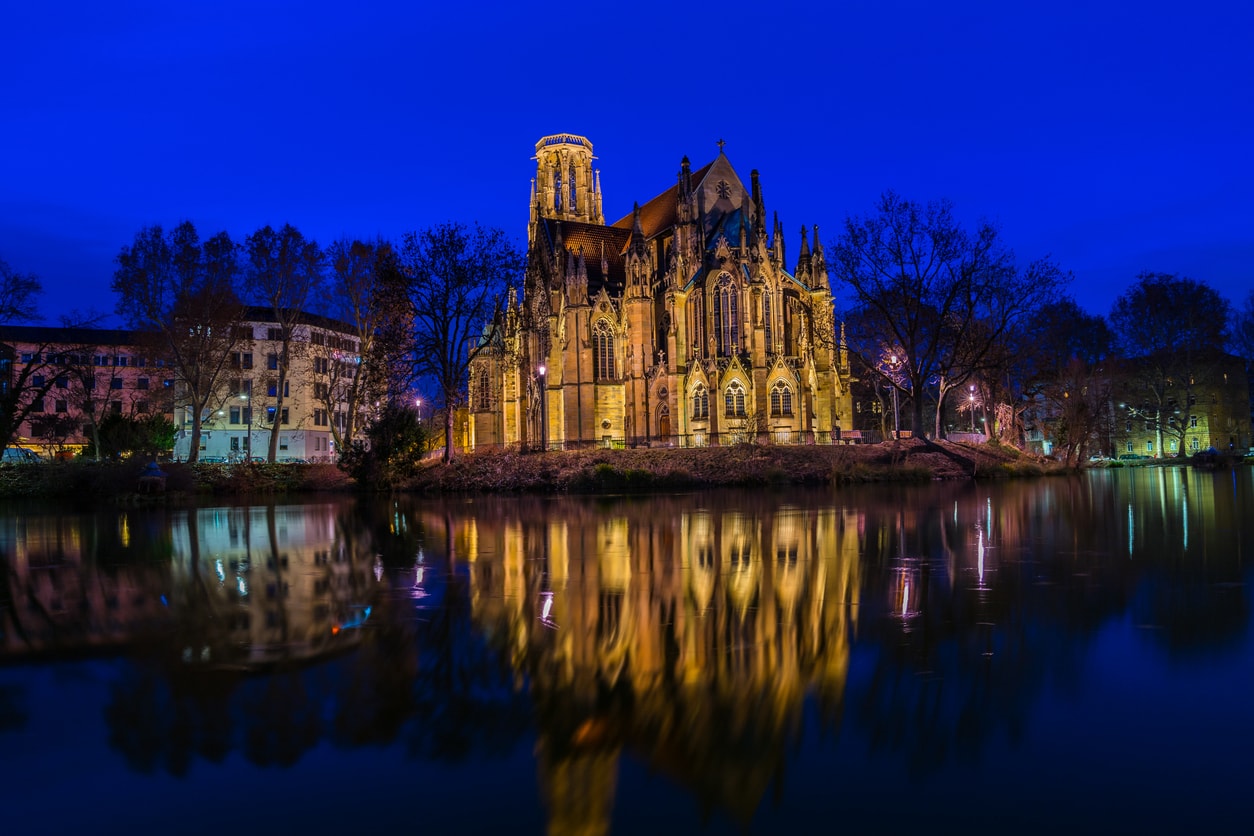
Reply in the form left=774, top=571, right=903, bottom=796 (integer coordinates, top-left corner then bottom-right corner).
left=593, top=319, right=615, bottom=381
left=763, top=291, right=773, bottom=350
left=692, top=384, right=709, bottom=419
left=569, top=163, right=577, bottom=210
left=724, top=381, right=746, bottom=417
left=554, top=167, right=563, bottom=211
left=770, top=380, right=793, bottom=417
left=713, top=273, right=740, bottom=356
left=690, top=293, right=705, bottom=355
left=477, top=369, right=491, bottom=410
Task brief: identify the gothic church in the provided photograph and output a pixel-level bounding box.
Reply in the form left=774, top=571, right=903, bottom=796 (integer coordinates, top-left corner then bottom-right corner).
left=469, top=133, right=853, bottom=450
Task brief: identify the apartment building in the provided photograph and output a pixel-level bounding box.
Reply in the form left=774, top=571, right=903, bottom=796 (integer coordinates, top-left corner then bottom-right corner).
left=0, top=326, right=174, bottom=458
left=172, top=308, right=364, bottom=462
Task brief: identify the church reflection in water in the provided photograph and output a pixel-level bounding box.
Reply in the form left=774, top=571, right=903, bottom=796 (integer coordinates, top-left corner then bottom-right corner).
left=449, top=496, right=862, bottom=831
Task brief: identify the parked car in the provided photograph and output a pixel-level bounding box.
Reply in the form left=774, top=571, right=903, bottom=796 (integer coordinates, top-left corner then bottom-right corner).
left=1117, top=453, right=1149, bottom=461
left=1, top=447, right=41, bottom=463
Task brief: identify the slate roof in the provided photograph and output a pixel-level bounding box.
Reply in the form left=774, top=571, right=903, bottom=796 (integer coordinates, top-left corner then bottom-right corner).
left=539, top=219, right=631, bottom=295
left=609, top=160, right=716, bottom=239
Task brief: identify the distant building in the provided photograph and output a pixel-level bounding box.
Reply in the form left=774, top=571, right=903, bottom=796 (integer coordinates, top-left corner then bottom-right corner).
left=0, top=325, right=174, bottom=458
left=1111, top=351, right=1251, bottom=457
left=469, top=133, right=854, bottom=451
left=172, top=308, right=364, bottom=462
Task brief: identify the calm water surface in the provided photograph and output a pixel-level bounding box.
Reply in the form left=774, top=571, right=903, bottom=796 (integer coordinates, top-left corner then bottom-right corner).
left=2, top=468, right=1253, bottom=834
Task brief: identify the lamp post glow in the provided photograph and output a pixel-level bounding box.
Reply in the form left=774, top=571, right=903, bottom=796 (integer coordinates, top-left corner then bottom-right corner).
left=887, top=354, right=902, bottom=440
left=536, top=364, right=547, bottom=452
left=969, top=386, right=976, bottom=434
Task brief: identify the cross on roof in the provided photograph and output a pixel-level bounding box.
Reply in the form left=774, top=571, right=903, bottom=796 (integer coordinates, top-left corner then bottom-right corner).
left=717, top=138, right=726, bottom=153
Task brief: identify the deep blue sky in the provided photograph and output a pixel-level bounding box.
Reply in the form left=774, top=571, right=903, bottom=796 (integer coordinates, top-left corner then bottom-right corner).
left=2, top=1, right=1250, bottom=325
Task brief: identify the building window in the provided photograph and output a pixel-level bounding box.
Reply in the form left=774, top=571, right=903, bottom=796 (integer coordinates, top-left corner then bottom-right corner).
left=32, top=375, right=44, bottom=387
left=137, top=378, right=149, bottom=390
left=689, top=293, right=704, bottom=355
left=111, top=401, right=122, bottom=415
left=1146, top=441, right=1153, bottom=453
left=136, top=401, right=149, bottom=414
left=268, top=327, right=283, bottom=341
left=692, top=384, right=709, bottom=419
left=230, top=407, right=241, bottom=424
left=267, top=353, right=279, bottom=371
left=110, top=377, right=123, bottom=390
left=593, top=319, right=615, bottom=381
left=55, top=377, right=67, bottom=389
left=1190, top=415, right=1198, bottom=428
left=763, top=291, right=773, bottom=350
left=55, top=400, right=67, bottom=413
left=477, top=369, right=491, bottom=410
left=314, top=357, right=328, bottom=374
left=770, top=381, right=793, bottom=416
left=724, top=381, right=746, bottom=417
left=1126, top=442, right=1133, bottom=453
left=1191, top=438, right=1200, bottom=451
left=231, top=352, right=253, bottom=370
left=569, top=163, right=577, bottom=209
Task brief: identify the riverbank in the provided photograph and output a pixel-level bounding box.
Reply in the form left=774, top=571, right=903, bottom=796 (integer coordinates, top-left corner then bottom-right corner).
left=403, top=439, right=1060, bottom=493
left=0, top=459, right=353, bottom=502
left=0, top=440, right=1059, bottom=501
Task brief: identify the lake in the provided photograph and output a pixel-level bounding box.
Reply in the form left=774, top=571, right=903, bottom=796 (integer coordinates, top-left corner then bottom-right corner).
left=2, top=468, right=1253, bottom=834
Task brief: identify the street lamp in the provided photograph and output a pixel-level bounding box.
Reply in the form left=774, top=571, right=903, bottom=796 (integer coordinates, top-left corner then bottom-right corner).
left=969, top=385, right=976, bottom=434
left=536, top=364, right=547, bottom=452
left=886, top=354, right=902, bottom=440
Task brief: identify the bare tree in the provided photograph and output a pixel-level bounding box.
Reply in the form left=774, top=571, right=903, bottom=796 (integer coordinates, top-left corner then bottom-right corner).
left=113, top=223, right=246, bottom=463
left=319, top=238, right=409, bottom=456
left=1109, top=272, right=1232, bottom=456
left=244, top=224, right=325, bottom=462
left=830, top=192, right=1065, bottom=439
left=394, top=223, right=523, bottom=462
left=0, top=257, right=41, bottom=324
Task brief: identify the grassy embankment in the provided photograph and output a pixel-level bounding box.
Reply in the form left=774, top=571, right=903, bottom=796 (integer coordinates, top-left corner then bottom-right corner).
left=403, top=438, right=1058, bottom=493
left=0, top=439, right=1060, bottom=501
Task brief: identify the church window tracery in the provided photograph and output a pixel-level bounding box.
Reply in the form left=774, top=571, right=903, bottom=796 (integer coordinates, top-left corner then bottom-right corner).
left=477, top=369, right=491, bottom=410
left=569, top=164, right=577, bottom=210
left=713, top=273, right=740, bottom=356
left=593, top=319, right=615, bottom=381
left=763, top=291, right=773, bottom=350
left=692, top=384, right=709, bottom=419
left=724, top=380, right=746, bottom=417
left=554, top=167, right=563, bottom=211
left=770, top=380, right=792, bottom=417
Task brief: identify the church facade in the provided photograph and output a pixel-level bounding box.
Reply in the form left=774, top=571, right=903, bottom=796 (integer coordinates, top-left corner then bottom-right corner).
left=469, top=133, right=854, bottom=451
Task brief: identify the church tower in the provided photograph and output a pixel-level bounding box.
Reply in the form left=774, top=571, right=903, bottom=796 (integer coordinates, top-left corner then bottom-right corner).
left=530, top=133, right=604, bottom=230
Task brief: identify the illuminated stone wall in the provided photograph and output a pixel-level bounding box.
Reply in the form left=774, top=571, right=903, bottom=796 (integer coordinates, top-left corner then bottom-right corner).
left=470, top=135, right=855, bottom=450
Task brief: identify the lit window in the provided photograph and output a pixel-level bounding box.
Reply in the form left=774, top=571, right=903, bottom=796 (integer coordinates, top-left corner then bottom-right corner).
left=692, top=385, right=709, bottom=419
left=593, top=319, right=615, bottom=381
left=724, top=381, right=746, bottom=417
left=770, top=381, right=792, bottom=416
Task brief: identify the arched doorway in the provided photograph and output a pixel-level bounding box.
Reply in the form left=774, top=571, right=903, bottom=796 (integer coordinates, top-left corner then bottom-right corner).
left=657, top=403, right=671, bottom=446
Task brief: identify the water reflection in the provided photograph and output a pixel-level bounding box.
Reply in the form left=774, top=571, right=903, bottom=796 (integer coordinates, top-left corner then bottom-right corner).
left=0, top=467, right=1252, bottom=832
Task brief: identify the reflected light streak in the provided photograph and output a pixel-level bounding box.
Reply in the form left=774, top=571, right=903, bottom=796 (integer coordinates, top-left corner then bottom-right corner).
left=977, top=525, right=986, bottom=587
left=215, top=559, right=225, bottom=585
left=373, top=555, right=383, bottom=582
left=1183, top=493, right=1189, bottom=552
left=237, top=576, right=248, bottom=596
left=539, top=591, right=557, bottom=629
left=1128, top=504, right=1134, bottom=557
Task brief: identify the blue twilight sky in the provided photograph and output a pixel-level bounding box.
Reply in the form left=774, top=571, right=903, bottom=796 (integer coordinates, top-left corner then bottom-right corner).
left=2, top=0, right=1251, bottom=326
